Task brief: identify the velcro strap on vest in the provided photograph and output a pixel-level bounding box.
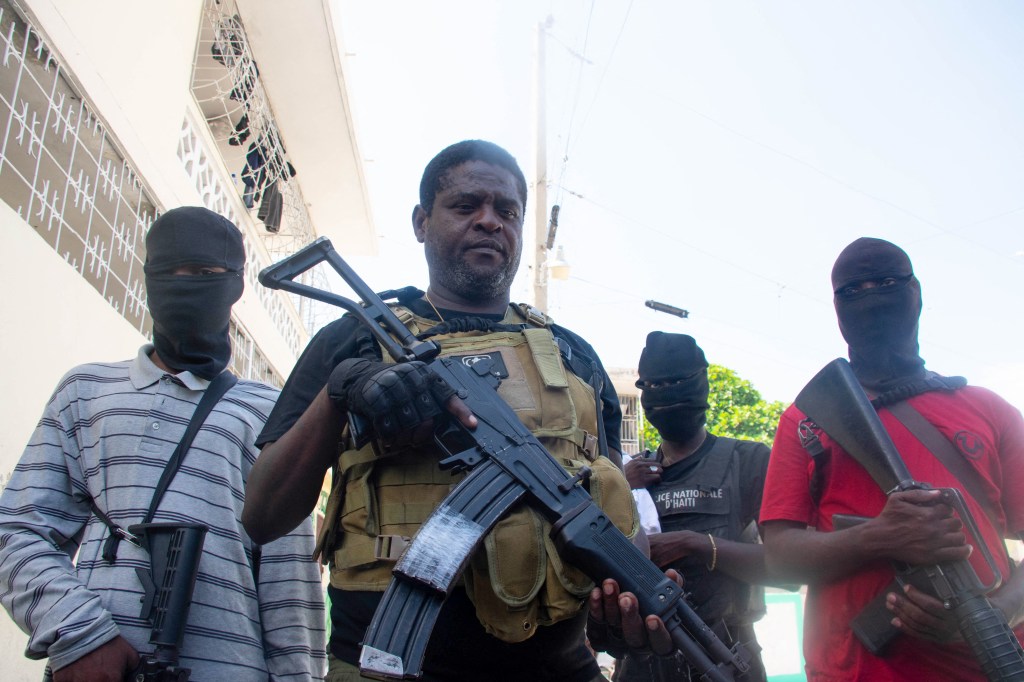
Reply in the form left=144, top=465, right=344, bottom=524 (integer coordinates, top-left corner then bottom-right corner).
left=523, top=327, right=569, bottom=389
left=340, top=443, right=383, bottom=473
left=374, top=534, right=412, bottom=561
left=334, top=533, right=384, bottom=570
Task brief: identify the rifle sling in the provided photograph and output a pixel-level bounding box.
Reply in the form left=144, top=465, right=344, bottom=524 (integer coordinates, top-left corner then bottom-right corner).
left=89, top=371, right=238, bottom=562
left=885, top=400, right=1011, bottom=564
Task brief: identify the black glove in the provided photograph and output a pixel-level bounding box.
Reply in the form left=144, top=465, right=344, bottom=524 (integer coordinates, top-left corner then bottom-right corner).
left=328, top=358, right=457, bottom=443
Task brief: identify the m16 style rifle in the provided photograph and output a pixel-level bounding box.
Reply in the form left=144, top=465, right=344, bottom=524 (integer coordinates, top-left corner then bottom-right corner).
left=795, top=358, right=1024, bottom=681
left=126, top=523, right=208, bottom=682
left=259, top=237, right=753, bottom=682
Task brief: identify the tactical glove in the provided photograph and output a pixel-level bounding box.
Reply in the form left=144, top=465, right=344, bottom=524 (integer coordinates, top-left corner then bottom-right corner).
left=328, top=358, right=457, bottom=443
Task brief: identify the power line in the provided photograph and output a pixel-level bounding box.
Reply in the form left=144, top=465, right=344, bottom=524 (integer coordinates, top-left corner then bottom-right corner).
left=636, top=84, right=1024, bottom=267
left=549, top=39, right=1023, bottom=268
left=562, top=188, right=829, bottom=306
left=566, top=0, right=635, bottom=161
left=551, top=0, right=595, bottom=210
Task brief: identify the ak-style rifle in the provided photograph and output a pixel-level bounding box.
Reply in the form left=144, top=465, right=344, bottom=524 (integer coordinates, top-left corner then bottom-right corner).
left=260, top=237, right=753, bottom=681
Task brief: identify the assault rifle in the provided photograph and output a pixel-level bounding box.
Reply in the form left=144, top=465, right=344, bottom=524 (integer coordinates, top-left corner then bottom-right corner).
left=127, top=523, right=208, bottom=682
left=795, top=358, right=1024, bottom=681
left=259, top=237, right=753, bottom=682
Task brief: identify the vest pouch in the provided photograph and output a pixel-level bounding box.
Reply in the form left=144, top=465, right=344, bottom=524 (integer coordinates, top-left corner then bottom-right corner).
left=464, top=506, right=546, bottom=643
left=462, top=454, right=638, bottom=643
left=331, top=449, right=464, bottom=591
left=330, top=454, right=389, bottom=589
left=542, top=530, right=594, bottom=598
left=585, top=455, right=640, bottom=539
left=313, top=471, right=346, bottom=564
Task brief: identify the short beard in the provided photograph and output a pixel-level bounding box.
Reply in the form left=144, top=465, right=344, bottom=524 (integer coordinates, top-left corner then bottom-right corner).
left=426, top=243, right=520, bottom=303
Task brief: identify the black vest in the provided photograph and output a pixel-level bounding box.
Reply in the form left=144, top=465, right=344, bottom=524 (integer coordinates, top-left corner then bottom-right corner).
left=647, top=435, right=765, bottom=627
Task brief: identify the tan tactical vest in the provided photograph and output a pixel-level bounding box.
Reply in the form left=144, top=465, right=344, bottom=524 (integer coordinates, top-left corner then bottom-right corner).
left=315, top=302, right=637, bottom=642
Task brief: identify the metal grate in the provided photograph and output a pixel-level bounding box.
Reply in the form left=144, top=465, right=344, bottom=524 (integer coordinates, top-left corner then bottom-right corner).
left=187, top=0, right=335, bottom=339
left=618, top=393, right=641, bottom=456
left=0, top=1, right=291, bottom=386
left=0, top=0, right=155, bottom=335
left=229, top=318, right=282, bottom=388
left=189, top=0, right=314, bottom=257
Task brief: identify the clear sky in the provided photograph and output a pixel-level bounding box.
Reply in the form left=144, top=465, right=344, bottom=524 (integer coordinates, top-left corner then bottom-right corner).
left=331, top=0, right=1024, bottom=408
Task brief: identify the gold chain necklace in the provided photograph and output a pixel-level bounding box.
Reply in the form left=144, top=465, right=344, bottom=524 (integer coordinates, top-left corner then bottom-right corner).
left=423, top=292, right=446, bottom=322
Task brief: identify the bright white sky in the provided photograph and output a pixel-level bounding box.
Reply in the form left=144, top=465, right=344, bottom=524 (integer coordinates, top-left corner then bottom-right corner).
left=330, top=0, right=1024, bottom=409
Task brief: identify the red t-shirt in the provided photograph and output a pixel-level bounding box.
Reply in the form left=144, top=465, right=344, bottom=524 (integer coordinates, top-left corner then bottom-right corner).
left=762, top=385, right=1024, bottom=681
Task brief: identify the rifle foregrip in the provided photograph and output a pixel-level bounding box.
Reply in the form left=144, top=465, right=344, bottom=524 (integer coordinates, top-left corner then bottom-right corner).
left=551, top=503, right=745, bottom=682
left=956, top=594, right=1024, bottom=681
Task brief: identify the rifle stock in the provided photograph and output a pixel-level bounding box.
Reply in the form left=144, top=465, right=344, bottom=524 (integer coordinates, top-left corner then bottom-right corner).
left=260, top=238, right=753, bottom=681
left=127, top=523, right=208, bottom=682
left=796, top=359, right=1024, bottom=681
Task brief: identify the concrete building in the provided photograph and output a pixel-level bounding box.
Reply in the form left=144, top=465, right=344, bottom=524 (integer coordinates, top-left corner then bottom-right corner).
left=0, top=1, right=372, bottom=677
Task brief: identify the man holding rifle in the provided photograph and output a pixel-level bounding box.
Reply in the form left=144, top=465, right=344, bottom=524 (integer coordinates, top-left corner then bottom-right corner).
left=0, top=207, right=324, bottom=681
left=244, top=140, right=639, bottom=681
left=615, top=332, right=771, bottom=681
left=761, top=237, right=1024, bottom=680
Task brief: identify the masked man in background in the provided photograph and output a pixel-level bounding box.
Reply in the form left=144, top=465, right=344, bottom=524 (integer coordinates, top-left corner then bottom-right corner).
left=616, top=332, right=771, bottom=681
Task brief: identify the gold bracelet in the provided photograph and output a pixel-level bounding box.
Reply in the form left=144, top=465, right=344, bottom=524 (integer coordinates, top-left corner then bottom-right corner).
left=706, top=533, right=718, bottom=571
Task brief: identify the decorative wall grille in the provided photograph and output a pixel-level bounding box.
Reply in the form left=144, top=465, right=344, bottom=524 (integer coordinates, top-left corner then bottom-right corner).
left=0, top=0, right=154, bottom=334
left=0, top=0, right=285, bottom=386
left=177, top=115, right=304, bottom=361
left=187, top=0, right=334, bottom=340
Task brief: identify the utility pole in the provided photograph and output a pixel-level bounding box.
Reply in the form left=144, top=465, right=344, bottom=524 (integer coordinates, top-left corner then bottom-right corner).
left=532, top=20, right=549, bottom=312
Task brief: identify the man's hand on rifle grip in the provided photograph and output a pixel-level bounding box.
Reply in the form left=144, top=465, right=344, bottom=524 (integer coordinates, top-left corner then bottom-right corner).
left=327, top=359, right=475, bottom=446
left=872, top=489, right=971, bottom=565
left=886, top=582, right=962, bottom=644
left=587, top=569, right=683, bottom=657
left=52, top=635, right=139, bottom=682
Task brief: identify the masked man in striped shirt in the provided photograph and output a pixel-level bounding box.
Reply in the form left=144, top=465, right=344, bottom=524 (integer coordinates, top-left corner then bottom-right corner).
left=0, top=207, right=325, bottom=681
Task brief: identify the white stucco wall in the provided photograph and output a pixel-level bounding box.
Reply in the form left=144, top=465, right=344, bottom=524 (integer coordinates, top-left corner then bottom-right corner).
left=0, top=204, right=145, bottom=479
left=25, top=0, right=206, bottom=208
left=0, top=205, right=146, bottom=681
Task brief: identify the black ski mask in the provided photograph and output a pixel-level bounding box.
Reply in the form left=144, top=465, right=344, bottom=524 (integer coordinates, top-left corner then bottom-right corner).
left=831, top=237, right=925, bottom=392
left=636, top=332, right=710, bottom=443
left=144, top=207, right=245, bottom=380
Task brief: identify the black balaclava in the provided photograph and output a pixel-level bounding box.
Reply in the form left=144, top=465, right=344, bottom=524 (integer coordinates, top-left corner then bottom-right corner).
left=144, top=207, right=245, bottom=380
left=636, top=332, right=710, bottom=443
left=831, top=237, right=925, bottom=392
